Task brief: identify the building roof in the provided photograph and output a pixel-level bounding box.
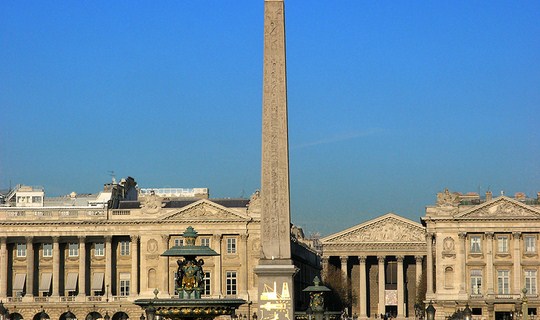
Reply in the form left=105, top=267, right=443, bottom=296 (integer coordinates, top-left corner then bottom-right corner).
left=118, top=198, right=250, bottom=210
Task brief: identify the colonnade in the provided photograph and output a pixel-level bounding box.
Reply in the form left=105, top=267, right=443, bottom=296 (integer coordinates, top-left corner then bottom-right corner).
left=323, top=254, right=424, bottom=319
left=0, top=235, right=138, bottom=301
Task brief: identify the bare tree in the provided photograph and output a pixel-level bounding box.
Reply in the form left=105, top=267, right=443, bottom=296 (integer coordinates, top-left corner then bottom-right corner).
left=323, top=264, right=355, bottom=312
left=414, top=271, right=427, bottom=319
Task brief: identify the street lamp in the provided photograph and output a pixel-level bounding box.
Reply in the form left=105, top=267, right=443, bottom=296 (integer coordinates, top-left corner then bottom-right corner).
left=252, top=313, right=258, bottom=320
left=306, top=307, right=313, bottom=320
left=65, top=307, right=76, bottom=320
left=426, top=301, right=436, bottom=320
left=40, top=308, right=48, bottom=320
left=0, top=301, right=8, bottom=320
left=463, top=303, right=472, bottom=320
left=104, top=312, right=110, bottom=320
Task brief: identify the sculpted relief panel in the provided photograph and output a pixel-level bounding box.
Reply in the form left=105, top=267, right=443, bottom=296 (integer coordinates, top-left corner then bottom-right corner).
left=331, top=217, right=425, bottom=243
left=165, top=202, right=245, bottom=221
left=462, top=199, right=540, bottom=218
left=139, top=193, right=166, bottom=214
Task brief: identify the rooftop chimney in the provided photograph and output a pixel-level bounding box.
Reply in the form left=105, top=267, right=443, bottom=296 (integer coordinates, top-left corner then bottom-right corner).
left=486, top=191, right=492, bottom=201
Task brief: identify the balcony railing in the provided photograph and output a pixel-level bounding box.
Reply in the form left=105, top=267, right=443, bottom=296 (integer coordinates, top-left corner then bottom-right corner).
left=0, top=208, right=107, bottom=220
left=34, top=297, right=49, bottom=302
left=61, top=296, right=77, bottom=302
left=495, top=294, right=520, bottom=299
left=87, top=296, right=103, bottom=302
left=112, top=210, right=131, bottom=216
left=113, top=296, right=129, bottom=301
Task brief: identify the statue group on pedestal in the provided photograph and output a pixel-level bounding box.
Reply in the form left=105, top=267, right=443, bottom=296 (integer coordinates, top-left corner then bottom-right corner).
left=175, top=258, right=205, bottom=299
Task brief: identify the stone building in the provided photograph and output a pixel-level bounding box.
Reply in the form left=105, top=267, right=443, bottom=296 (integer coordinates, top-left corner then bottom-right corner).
left=322, top=190, right=540, bottom=320
left=321, top=213, right=427, bottom=319
left=0, top=179, right=320, bottom=320
left=424, top=190, right=540, bottom=320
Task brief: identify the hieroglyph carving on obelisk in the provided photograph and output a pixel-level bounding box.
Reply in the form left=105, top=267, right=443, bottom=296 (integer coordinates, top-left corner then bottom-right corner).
left=256, top=1, right=296, bottom=319
left=260, top=0, right=291, bottom=261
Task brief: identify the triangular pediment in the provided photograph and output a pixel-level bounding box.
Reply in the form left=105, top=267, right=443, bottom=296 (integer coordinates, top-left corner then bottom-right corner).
left=455, top=196, right=540, bottom=219
left=163, top=199, right=249, bottom=221
left=321, top=213, right=426, bottom=244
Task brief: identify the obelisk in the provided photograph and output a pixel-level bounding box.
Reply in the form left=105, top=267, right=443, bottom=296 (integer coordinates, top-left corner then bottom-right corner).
left=254, top=0, right=296, bottom=319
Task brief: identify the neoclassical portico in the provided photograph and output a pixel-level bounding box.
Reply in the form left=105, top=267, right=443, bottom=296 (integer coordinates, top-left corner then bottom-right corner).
left=321, top=213, right=427, bottom=319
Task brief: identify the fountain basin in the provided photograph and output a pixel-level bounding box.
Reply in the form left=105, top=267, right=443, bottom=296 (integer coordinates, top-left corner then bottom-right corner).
left=135, top=298, right=246, bottom=319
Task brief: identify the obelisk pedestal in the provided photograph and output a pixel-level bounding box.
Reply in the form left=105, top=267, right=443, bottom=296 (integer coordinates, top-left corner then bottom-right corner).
left=254, top=0, right=296, bottom=319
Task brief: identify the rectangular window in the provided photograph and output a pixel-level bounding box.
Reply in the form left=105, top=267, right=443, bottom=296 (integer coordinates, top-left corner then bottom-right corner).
left=43, top=243, right=53, bottom=257
left=174, top=239, right=184, bottom=247
left=120, top=241, right=130, bottom=256
left=201, top=237, right=210, bottom=247
left=95, top=243, right=105, bottom=256
left=497, top=270, right=510, bottom=294
left=497, top=236, right=509, bottom=253
left=525, top=236, right=536, bottom=253
left=68, top=243, right=79, bottom=257
left=470, top=236, right=482, bottom=253
left=32, top=196, right=42, bottom=203
left=226, top=271, right=237, bottom=295
left=204, top=272, right=211, bottom=296
left=471, top=269, right=482, bottom=294
left=525, top=270, right=537, bottom=295
left=119, top=273, right=130, bottom=296
left=226, top=238, right=236, bottom=254
left=16, top=243, right=27, bottom=257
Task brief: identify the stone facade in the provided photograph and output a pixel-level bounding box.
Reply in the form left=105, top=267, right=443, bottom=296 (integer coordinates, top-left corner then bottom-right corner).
left=425, top=191, right=540, bottom=320
left=322, top=191, right=540, bottom=320
left=322, top=214, right=427, bottom=319
left=0, top=184, right=320, bottom=320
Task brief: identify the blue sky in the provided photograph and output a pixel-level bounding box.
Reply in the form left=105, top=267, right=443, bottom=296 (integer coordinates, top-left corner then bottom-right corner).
left=1, top=1, right=539, bottom=236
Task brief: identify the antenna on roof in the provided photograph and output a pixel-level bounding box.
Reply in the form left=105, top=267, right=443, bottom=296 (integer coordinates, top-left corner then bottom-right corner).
left=108, top=171, right=117, bottom=184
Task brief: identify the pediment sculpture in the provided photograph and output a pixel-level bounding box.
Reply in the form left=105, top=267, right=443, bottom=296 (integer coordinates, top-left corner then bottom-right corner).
left=247, top=190, right=261, bottom=215
left=333, top=218, right=425, bottom=243
left=139, top=192, right=166, bottom=214
left=436, top=188, right=460, bottom=207
left=464, top=199, right=540, bottom=218
left=165, top=202, right=245, bottom=221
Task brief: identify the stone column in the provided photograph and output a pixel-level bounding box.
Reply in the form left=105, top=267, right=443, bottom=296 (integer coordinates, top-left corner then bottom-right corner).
left=25, top=236, right=34, bottom=298
left=78, top=236, right=86, bottom=299
left=105, top=235, right=112, bottom=297
left=358, top=256, right=367, bottom=318
left=131, top=235, right=139, bottom=297
left=486, top=232, right=494, bottom=295
left=426, top=233, right=434, bottom=296
left=0, top=237, right=7, bottom=297
left=513, top=232, right=521, bottom=293
left=321, top=257, right=329, bottom=282
left=160, top=234, right=169, bottom=295
left=397, top=256, right=405, bottom=318
left=487, top=302, right=495, bottom=320
left=378, top=256, right=386, bottom=315
left=240, top=234, right=249, bottom=297
left=458, top=232, right=467, bottom=294
left=213, top=234, right=223, bottom=297
left=415, top=255, right=423, bottom=287
left=52, top=236, right=60, bottom=297
left=340, top=256, right=348, bottom=288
